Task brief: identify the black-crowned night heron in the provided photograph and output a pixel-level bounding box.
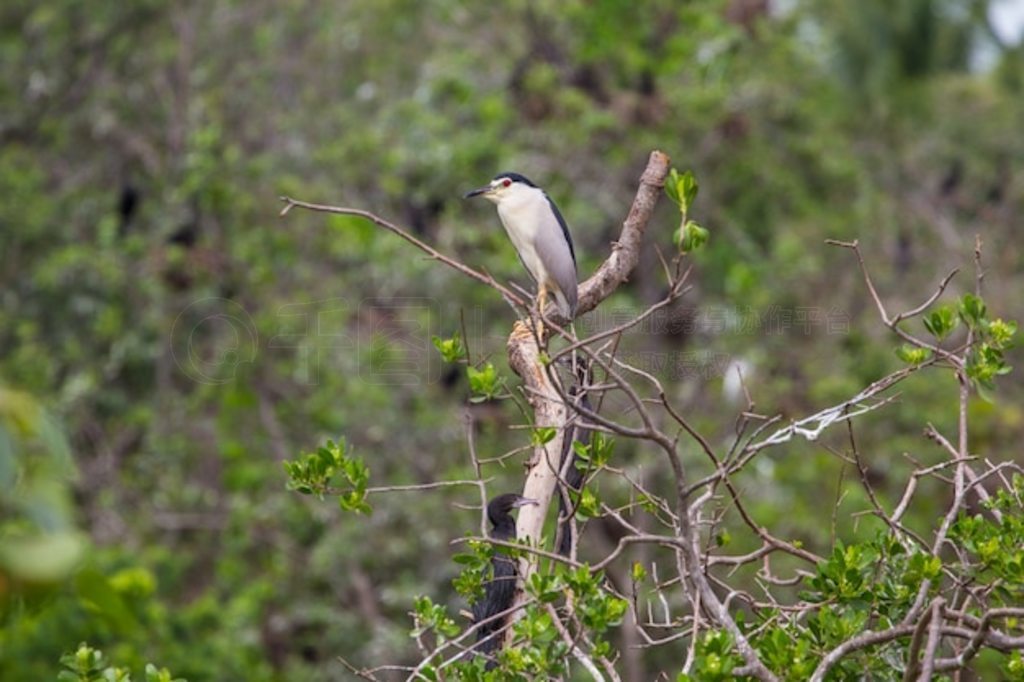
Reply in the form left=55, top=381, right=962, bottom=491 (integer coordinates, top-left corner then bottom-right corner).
left=465, top=173, right=578, bottom=321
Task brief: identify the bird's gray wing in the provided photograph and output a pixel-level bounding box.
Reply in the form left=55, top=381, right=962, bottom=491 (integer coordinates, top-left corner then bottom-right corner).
left=534, top=205, right=578, bottom=316
left=545, top=195, right=576, bottom=265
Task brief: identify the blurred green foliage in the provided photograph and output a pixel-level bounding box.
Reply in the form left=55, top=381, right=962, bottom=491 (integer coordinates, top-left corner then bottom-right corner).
left=58, top=642, right=184, bottom=682
left=0, top=387, right=84, bottom=589
left=0, top=0, right=1022, bottom=678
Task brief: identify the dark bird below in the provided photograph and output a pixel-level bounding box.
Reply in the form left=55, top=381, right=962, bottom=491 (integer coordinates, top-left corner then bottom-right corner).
left=472, top=493, right=537, bottom=665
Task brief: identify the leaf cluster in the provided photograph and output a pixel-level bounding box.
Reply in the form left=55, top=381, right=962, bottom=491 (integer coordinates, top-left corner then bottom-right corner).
left=666, top=169, right=710, bottom=254
left=282, top=439, right=371, bottom=514
left=58, top=643, right=183, bottom=682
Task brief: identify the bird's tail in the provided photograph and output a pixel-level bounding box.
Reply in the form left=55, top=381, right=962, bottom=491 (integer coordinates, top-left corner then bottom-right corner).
left=473, top=615, right=507, bottom=669
left=556, top=359, right=592, bottom=557
left=553, top=288, right=575, bottom=320
left=475, top=625, right=501, bottom=657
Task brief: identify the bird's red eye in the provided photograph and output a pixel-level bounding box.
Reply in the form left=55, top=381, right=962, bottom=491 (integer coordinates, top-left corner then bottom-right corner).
left=502, top=179, right=512, bottom=188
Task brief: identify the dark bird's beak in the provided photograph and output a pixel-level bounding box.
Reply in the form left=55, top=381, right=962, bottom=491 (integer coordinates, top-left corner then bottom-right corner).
left=463, top=185, right=490, bottom=199
left=512, top=497, right=538, bottom=509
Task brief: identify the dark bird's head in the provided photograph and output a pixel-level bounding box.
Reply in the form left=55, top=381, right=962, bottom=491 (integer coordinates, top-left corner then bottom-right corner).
left=487, top=493, right=537, bottom=526
left=463, top=172, right=539, bottom=205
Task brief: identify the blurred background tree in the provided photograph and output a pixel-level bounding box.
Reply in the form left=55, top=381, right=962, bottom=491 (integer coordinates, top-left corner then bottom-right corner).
left=0, top=0, right=1021, bottom=679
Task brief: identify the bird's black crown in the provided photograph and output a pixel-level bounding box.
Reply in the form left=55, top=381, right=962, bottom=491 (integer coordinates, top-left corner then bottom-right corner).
left=493, top=172, right=537, bottom=187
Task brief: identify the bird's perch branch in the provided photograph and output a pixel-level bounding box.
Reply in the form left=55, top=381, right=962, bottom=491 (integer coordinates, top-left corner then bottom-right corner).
left=278, top=198, right=526, bottom=309
left=506, top=150, right=670, bottom=605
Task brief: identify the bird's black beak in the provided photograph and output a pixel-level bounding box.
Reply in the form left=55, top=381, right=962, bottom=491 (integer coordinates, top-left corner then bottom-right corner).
left=512, top=497, right=538, bottom=509
left=463, top=186, right=490, bottom=199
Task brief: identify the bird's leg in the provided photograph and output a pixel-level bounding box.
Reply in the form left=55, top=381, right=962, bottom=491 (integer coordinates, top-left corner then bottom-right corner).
left=535, top=282, right=548, bottom=339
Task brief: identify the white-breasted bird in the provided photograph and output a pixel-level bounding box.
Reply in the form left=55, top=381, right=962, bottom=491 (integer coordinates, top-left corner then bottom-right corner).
left=465, top=172, right=578, bottom=320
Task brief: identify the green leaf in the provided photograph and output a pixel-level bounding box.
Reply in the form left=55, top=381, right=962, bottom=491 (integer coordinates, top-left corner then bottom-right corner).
left=527, top=572, right=564, bottom=603
left=895, top=344, right=931, bottom=365
left=531, top=427, right=556, bottom=446
left=664, top=169, right=698, bottom=213
left=590, top=433, right=614, bottom=468
left=922, top=304, right=958, bottom=341
left=466, top=363, right=500, bottom=402
left=452, top=552, right=478, bottom=566
left=576, top=488, right=600, bottom=520
left=986, top=318, right=1017, bottom=348
left=432, top=332, right=466, bottom=363
left=665, top=168, right=682, bottom=206
left=966, top=343, right=1012, bottom=394
left=411, top=595, right=459, bottom=640
left=680, top=170, right=699, bottom=210
left=572, top=439, right=591, bottom=462
left=339, top=492, right=372, bottom=515
left=676, top=220, right=709, bottom=253
left=144, top=663, right=183, bottom=682
left=958, top=293, right=987, bottom=329
left=60, top=642, right=108, bottom=680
